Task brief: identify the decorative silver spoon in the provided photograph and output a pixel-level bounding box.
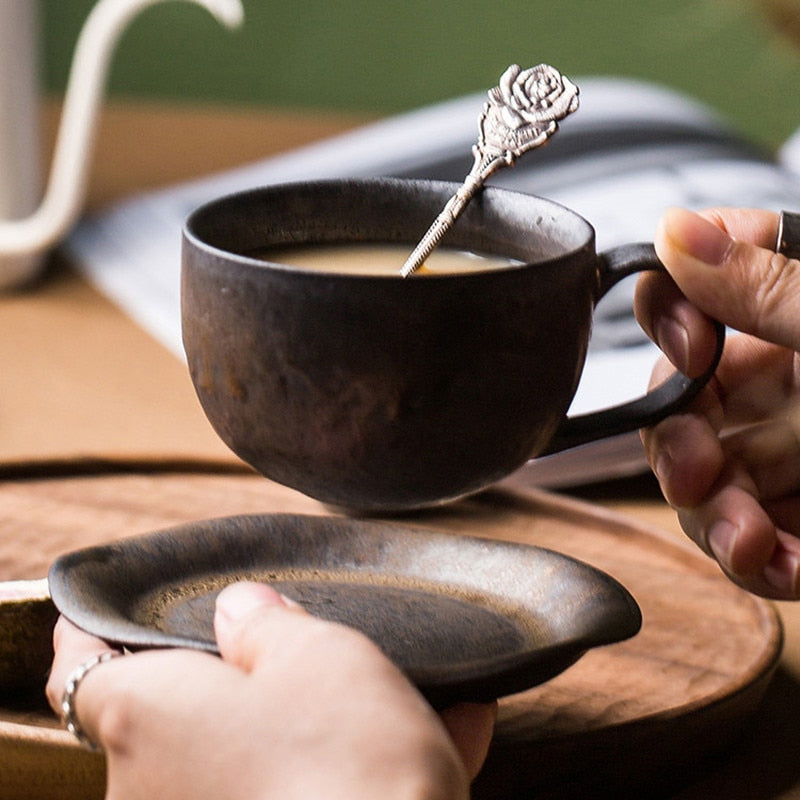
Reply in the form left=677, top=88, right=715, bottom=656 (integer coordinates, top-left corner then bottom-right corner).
left=400, top=63, right=579, bottom=277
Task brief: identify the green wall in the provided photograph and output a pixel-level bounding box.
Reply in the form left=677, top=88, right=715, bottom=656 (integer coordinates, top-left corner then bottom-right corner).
left=41, top=0, right=800, bottom=150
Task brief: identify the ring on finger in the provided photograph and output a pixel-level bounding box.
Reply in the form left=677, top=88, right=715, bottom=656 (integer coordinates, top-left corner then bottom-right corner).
left=61, top=650, right=123, bottom=751
left=777, top=211, right=800, bottom=259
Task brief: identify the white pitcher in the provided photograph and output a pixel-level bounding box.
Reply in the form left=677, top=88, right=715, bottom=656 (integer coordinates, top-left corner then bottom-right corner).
left=0, top=0, right=243, bottom=290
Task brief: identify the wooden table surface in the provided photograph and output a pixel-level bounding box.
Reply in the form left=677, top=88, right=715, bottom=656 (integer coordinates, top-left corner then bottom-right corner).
left=1, top=98, right=799, bottom=798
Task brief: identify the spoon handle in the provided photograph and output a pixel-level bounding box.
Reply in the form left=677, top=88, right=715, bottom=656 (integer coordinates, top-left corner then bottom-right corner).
left=401, top=64, right=579, bottom=277
left=400, top=148, right=507, bottom=277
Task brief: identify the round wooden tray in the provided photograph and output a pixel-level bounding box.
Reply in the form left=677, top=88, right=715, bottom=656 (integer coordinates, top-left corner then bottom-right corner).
left=0, top=472, right=782, bottom=800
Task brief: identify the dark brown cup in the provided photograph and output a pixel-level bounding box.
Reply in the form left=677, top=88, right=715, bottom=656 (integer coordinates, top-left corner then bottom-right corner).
left=182, top=178, right=723, bottom=511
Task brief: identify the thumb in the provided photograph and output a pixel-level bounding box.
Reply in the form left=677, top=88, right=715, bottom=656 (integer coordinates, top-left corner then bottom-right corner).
left=654, top=207, right=800, bottom=351
left=214, top=581, right=305, bottom=672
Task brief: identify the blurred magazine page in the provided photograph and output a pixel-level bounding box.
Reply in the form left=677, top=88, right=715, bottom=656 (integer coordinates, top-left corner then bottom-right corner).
left=64, top=78, right=800, bottom=487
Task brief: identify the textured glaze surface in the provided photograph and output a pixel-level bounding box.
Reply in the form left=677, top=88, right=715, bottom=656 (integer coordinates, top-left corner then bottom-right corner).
left=48, top=513, right=641, bottom=707
left=182, top=180, right=595, bottom=510
left=182, top=179, right=721, bottom=510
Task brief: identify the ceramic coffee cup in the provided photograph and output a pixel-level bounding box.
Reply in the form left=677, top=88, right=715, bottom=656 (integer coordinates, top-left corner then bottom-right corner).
left=182, top=178, right=723, bottom=511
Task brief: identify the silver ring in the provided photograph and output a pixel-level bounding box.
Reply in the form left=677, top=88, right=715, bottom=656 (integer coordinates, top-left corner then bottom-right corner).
left=777, top=211, right=800, bottom=259
left=61, top=650, right=123, bottom=750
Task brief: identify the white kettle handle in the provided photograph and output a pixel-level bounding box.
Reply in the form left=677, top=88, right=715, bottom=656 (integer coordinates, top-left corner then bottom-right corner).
left=0, top=0, right=243, bottom=288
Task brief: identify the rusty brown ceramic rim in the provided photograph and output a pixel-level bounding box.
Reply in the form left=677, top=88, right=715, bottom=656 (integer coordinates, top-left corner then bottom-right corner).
left=49, top=513, right=641, bottom=707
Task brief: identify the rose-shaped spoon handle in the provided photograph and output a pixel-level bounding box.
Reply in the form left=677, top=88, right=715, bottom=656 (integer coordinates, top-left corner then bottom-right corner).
left=400, top=64, right=579, bottom=277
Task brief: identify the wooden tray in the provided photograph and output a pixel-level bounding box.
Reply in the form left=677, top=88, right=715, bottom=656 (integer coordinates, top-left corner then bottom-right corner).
left=0, top=472, right=782, bottom=800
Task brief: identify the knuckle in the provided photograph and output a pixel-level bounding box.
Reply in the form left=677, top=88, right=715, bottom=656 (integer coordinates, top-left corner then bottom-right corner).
left=752, top=253, right=797, bottom=324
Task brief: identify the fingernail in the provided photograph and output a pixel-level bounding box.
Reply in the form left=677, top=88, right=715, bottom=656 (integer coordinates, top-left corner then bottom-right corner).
left=215, top=582, right=287, bottom=623
left=653, top=450, right=672, bottom=484
left=707, top=520, right=738, bottom=567
left=663, top=208, right=733, bottom=267
left=654, top=316, right=690, bottom=373
left=764, top=552, right=800, bottom=598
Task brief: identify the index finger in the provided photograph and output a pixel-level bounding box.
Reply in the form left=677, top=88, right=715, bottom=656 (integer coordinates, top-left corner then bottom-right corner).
left=45, top=616, right=118, bottom=717
left=654, top=207, right=800, bottom=351
left=635, top=208, right=780, bottom=378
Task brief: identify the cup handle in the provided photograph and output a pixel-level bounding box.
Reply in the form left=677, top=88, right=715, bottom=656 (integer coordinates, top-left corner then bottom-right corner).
left=541, top=242, right=725, bottom=455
